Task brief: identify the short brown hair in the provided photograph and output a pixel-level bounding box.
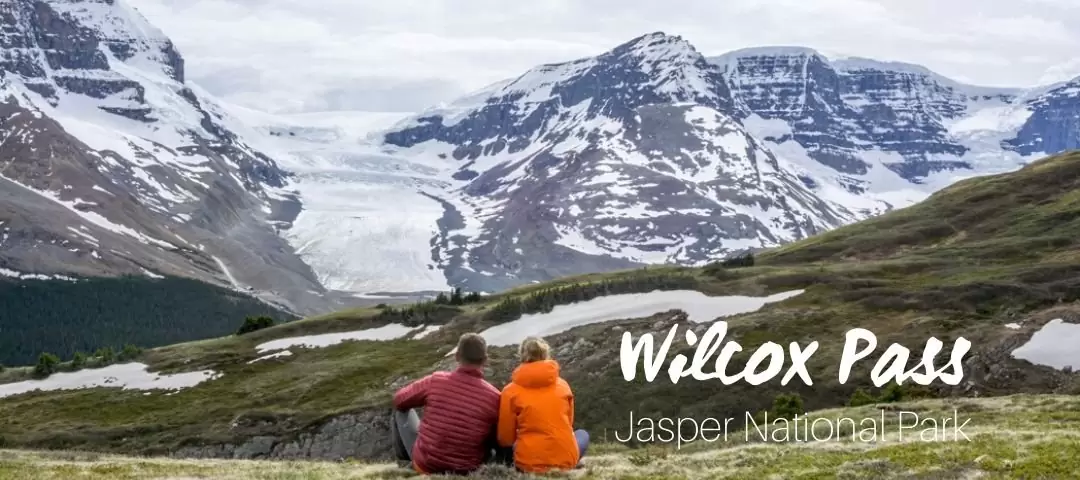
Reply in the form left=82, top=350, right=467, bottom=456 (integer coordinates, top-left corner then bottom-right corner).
left=519, top=337, right=550, bottom=363
left=456, top=333, right=488, bottom=365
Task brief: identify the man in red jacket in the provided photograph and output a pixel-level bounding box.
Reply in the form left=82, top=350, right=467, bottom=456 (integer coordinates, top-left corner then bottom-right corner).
left=392, top=333, right=502, bottom=474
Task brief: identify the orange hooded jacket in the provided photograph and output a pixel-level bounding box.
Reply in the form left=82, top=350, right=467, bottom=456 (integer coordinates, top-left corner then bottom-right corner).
left=497, top=359, right=579, bottom=473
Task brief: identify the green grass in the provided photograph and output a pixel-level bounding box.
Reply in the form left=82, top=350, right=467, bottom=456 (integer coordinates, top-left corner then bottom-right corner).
left=4, top=152, right=1080, bottom=459
left=3, top=395, right=1080, bottom=479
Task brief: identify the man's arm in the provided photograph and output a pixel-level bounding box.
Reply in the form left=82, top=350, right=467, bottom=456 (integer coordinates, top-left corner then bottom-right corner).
left=496, top=389, right=517, bottom=447
left=393, top=374, right=433, bottom=411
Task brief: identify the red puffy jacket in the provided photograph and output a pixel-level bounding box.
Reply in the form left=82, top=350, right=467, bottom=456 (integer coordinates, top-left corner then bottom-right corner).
left=393, top=365, right=500, bottom=474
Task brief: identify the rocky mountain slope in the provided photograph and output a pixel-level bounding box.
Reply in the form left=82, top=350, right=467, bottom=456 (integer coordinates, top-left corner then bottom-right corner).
left=3, top=151, right=1080, bottom=463
left=0, top=0, right=366, bottom=316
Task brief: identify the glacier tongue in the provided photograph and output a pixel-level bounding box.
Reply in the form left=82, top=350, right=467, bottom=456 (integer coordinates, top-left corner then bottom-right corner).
left=213, top=106, right=453, bottom=294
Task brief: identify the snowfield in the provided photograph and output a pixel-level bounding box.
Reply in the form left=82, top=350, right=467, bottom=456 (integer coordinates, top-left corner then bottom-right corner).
left=254, top=323, right=423, bottom=353
left=1011, top=319, right=1080, bottom=370
left=477, top=289, right=804, bottom=347
left=0, top=363, right=220, bottom=399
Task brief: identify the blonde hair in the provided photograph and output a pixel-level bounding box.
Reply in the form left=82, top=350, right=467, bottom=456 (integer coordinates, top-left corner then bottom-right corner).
left=519, top=337, right=551, bottom=363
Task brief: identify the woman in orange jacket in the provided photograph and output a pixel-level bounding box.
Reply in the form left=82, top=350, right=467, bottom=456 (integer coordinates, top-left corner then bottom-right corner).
left=497, top=337, right=590, bottom=473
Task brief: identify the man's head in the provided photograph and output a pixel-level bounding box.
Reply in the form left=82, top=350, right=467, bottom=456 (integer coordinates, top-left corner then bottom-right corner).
left=455, top=333, right=488, bottom=366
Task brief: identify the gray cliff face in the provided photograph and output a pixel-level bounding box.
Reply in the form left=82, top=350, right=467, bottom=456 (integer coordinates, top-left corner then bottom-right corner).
left=172, top=410, right=393, bottom=461
left=1007, top=80, right=1080, bottom=156
left=711, top=49, right=1020, bottom=182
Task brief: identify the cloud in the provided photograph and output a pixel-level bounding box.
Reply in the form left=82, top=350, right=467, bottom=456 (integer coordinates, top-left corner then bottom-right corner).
left=128, top=0, right=1080, bottom=113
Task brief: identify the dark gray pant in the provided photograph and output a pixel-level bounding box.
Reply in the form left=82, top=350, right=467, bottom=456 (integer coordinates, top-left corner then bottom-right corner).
left=392, top=409, right=420, bottom=461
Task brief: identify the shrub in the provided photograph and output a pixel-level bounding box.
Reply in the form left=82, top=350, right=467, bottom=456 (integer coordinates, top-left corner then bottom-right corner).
left=771, top=393, right=805, bottom=420
left=848, top=388, right=877, bottom=407
left=751, top=409, right=769, bottom=426
left=237, top=316, right=275, bottom=335
left=119, top=344, right=143, bottom=361
left=71, top=351, right=87, bottom=370
left=877, top=382, right=933, bottom=403
left=722, top=253, right=755, bottom=268
left=433, top=288, right=481, bottom=306
left=878, top=382, right=906, bottom=403
left=95, top=346, right=115, bottom=365
left=33, top=352, right=60, bottom=378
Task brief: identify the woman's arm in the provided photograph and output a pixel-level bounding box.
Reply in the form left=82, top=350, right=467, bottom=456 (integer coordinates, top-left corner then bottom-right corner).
left=497, top=390, right=517, bottom=447
left=567, top=390, right=575, bottom=427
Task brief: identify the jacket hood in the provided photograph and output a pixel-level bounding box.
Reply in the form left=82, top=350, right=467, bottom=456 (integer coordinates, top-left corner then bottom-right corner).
left=511, top=360, right=560, bottom=388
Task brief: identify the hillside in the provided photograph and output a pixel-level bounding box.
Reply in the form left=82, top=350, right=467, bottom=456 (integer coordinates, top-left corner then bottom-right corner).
left=3, top=394, right=1080, bottom=479
left=0, top=276, right=295, bottom=366
left=1, top=152, right=1080, bottom=462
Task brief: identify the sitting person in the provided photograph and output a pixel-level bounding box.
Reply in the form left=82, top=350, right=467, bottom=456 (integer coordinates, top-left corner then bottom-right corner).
left=497, top=337, right=590, bottom=473
left=392, top=333, right=501, bottom=475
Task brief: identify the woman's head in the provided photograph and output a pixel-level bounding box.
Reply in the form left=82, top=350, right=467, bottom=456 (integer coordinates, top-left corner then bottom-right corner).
left=518, top=337, right=551, bottom=363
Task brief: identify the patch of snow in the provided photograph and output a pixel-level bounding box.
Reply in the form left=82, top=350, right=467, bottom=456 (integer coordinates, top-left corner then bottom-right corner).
left=211, top=255, right=244, bottom=290
left=413, top=325, right=443, bottom=339
left=477, top=289, right=804, bottom=347
left=247, top=350, right=294, bottom=364
left=1004, top=323, right=1022, bottom=330
left=1011, top=319, right=1080, bottom=370
left=255, top=323, right=422, bottom=353
left=0, top=363, right=220, bottom=399
left=0, top=267, right=76, bottom=282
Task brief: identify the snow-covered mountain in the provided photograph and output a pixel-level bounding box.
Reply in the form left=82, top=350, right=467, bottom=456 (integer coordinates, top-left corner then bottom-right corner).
left=374, top=34, right=1075, bottom=292
left=4, top=1, right=1080, bottom=307
left=380, top=33, right=867, bottom=292
left=0, top=0, right=344, bottom=313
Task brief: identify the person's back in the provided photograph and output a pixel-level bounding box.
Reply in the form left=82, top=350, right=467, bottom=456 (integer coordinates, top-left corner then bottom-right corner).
left=498, top=337, right=588, bottom=473
left=393, top=334, right=501, bottom=474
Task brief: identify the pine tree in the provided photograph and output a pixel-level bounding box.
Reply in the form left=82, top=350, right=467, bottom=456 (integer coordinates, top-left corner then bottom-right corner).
left=119, top=344, right=142, bottom=361
left=237, top=316, right=275, bottom=335
left=96, top=346, right=115, bottom=365
left=33, top=352, right=60, bottom=378
left=71, top=351, right=87, bottom=370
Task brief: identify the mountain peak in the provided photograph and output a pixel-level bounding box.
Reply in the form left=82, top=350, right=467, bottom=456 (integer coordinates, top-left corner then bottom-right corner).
left=614, top=31, right=692, bottom=53
left=5, top=0, right=185, bottom=85
left=384, top=31, right=739, bottom=152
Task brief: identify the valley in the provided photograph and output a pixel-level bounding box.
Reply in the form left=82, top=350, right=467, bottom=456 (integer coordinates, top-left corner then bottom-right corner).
left=2, top=152, right=1080, bottom=468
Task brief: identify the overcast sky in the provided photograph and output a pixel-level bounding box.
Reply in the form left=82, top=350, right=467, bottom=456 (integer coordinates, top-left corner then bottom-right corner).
left=129, top=0, right=1080, bottom=114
